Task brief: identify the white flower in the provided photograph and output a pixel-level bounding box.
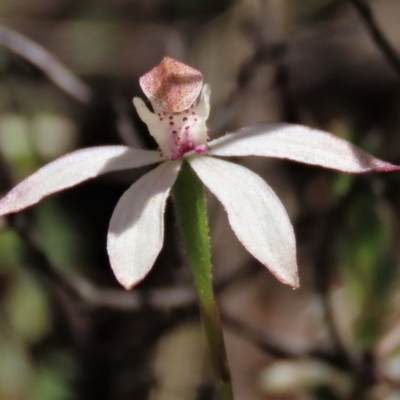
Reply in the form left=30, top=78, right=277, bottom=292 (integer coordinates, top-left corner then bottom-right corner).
left=0, top=57, right=398, bottom=290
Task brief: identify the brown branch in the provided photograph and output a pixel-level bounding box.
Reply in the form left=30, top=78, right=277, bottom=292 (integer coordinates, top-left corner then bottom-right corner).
left=0, top=24, right=92, bottom=103
left=8, top=212, right=383, bottom=375
left=350, top=0, right=400, bottom=80
left=7, top=212, right=253, bottom=312
left=0, top=175, right=375, bottom=377
left=222, top=310, right=302, bottom=359
left=7, top=213, right=197, bottom=312
left=222, top=310, right=357, bottom=372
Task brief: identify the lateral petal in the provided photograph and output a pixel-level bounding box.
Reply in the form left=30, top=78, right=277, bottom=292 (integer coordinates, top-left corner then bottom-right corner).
left=189, top=156, right=298, bottom=287
left=107, top=160, right=181, bottom=289
left=0, top=146, right=164, bottom=215
left=208, top=124, right=400, bottom=173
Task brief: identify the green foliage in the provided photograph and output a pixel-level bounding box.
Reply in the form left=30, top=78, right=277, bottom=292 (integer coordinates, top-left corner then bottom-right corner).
left=0, top=228, right=23, bottom=269
left=312, top=385, right=342, bottom=400
left=6, top=272, right=51, bottom=343
left=35, top=200, right=88, bottom=270
left=32, top=352, right=75, bottom=400
left=0, top=333, right=32, bottom=399
left=338, top=191, right=396, bottom=348
left=0, top=228, right=71, bottom=399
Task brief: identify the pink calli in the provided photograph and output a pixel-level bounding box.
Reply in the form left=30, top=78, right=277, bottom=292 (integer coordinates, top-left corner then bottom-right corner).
left=0, top=57, right=398, bottom=290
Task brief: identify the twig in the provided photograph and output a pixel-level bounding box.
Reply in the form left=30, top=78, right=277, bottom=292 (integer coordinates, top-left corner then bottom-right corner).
left=222, top=310, right=357, bottom=371
left=350, top=0, right=400, bottom=80
left=7, top=212, right=254, bottom=313
left=0, top=24, right=92, bottom=103
left=10, top=209, right=333, bottom=366
left=6, top=211, right=380, bottom=374
left=222, top=310, right=302, bottom=359
left=309, top=180, right=362, bottom=373
left=208, top=11, right=285, bottom=133
left=7, top=213, right=197, bottom=312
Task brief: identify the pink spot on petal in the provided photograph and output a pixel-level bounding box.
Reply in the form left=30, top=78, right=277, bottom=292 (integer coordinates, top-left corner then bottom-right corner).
left=194, top=145, right=208, bottom=154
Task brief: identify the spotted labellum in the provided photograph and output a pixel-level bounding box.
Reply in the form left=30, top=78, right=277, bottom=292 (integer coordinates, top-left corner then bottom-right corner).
left=0, top=57, right=398, bottom=290
left=134, top=57, right=209, bottom=159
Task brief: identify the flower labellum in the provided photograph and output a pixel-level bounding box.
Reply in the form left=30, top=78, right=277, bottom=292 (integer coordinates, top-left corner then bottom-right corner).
left=134, top=57, right=209, bottom=160
left=139, top=56, right=203, bottom=113
left=0, top=57, right=398, bottom=290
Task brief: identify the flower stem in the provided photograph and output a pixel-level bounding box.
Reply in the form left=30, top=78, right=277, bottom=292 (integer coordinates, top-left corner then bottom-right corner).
left=172, top=160, right=234, bottom=400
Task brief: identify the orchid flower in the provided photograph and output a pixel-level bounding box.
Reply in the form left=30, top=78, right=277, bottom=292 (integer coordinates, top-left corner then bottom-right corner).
left=0, top=57, right=398, bottom=291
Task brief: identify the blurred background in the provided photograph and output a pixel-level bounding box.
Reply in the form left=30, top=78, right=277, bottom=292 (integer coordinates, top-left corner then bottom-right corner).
left=1, top=0, right=400, bottom=399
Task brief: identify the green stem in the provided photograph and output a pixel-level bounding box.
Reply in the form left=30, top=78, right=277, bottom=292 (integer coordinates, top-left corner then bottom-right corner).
left=172, top=160, right=234, bottom=400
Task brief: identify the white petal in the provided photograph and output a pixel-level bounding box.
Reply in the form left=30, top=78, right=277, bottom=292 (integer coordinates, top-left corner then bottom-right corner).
left=133, top=97, right=158, bottom=127
left=107, top=160, right=181, bottom=289
left=208, top=124, right=400, bottom=173
left=0, top=146, right=164, bottom=215
left=133, top=97, right=174, bottom=159
left=196, top=84, right=211, bottom=119
left=189, top=156, right=298, bottom=287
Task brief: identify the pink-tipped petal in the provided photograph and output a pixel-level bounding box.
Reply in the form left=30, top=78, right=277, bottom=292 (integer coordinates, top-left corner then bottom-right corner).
left=107, top=161, right=181, bottom=289
left=0, top=146, right=164, bottom=216
left=189, top=156, right=298, bottom=288
left=208, top=124, right=400, bottom=173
